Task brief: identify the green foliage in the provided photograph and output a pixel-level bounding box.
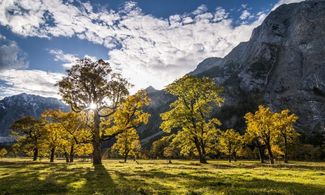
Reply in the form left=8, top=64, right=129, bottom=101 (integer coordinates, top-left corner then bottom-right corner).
left=160, top=75, right=223, bottom=163
left=10, top=116, right=46, bottom=160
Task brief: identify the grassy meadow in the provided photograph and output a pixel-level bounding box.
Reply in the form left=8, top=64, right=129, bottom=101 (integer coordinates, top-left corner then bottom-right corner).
left=0, top=158, right=324, bottom=195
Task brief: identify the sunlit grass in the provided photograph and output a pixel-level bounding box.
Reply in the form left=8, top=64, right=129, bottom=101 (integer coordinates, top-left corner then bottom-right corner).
left=0, top=158, right=324, bottom=194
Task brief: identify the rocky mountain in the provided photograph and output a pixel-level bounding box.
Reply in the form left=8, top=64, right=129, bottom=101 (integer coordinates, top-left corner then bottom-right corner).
left=141, top=0, right=325, bottom=145
left=0, top=93, right=69, bottom=142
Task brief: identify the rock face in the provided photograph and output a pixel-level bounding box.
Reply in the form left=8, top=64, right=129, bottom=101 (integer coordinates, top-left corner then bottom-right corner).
left=0, top=93, right=68, bottom=141
left=141, top=0, right=325, bottom=145
left=193, top=0, right=325, bottom=135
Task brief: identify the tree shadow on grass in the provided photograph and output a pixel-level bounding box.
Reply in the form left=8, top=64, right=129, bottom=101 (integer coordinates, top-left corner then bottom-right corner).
left=0, top=164, right=69, bottom=194
left=0, top=161, right=122, bottom=195
left=76, top=164, right=121, bottom=194
left=113, top=169, right=172, bottom=194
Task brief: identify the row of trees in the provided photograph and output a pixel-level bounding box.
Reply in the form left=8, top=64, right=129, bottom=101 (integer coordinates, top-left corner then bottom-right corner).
left=10, top=89, right=150, bottom=163
left=9, top=58, right=299, bottom=165
left=156, top=76, right=298, bottom=164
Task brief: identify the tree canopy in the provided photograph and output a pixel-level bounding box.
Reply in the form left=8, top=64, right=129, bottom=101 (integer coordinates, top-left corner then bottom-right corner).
left=160, top=75, right=223, bottom=163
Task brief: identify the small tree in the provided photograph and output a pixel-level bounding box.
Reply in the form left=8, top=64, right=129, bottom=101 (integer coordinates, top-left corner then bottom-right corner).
left=11, top=116, right=45, bottom=161
left=108, top=90, right=150, bottom=162
left=160, top=75, right=223, bottom=163
left=42, top=110, right=92, bottom=162
left=273, top=109, right=298, bottom=163
left=0, top=148, right=7, bottom=158
left=57, top=58, right=130, bottom=165
left=218, top=129, right=242, bottom=162
left=151, top=135, right=174, bottom=159
left=245, top=105, right=277, bottom=164
left=43, top=123, right=64, bottom=162
left=112, top=128, right=141, bottom=162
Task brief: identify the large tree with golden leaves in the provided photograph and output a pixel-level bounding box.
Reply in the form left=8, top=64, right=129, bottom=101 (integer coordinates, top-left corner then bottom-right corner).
left=244, top=105, right=298, bottom=164
left=160, top=75, right=223, bottom=163
left=57, top=58, right=130, bottom=165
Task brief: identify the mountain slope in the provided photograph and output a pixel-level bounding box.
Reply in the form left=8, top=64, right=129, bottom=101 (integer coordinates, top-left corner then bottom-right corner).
left=0, top=93, right=69, bottom=140
left=141, top=0, right=325, bottom=145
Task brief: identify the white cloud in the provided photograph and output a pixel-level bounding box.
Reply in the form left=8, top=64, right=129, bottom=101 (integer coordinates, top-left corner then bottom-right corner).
left=49, top=49, right=78, bottom=69
left=0, top=35, right=29, bottom=70
left=240, top=10, right=251, bottom=20
left=0, top=0, right=303, bottom=93
left=0, top=69, right=64, bottom=99
left=49, top=49, right=97, bottom=69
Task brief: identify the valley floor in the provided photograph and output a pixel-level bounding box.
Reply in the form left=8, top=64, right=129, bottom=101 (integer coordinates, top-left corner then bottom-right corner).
left=0, top=158, right=324, bottom=194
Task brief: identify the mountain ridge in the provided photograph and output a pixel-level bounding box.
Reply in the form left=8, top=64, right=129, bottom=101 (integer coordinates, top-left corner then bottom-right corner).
left=0, top=93, right=69, bottom=140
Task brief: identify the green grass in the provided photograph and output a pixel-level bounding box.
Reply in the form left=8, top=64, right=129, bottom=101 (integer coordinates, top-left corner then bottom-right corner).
left=0, top=158, right=324, bottom=194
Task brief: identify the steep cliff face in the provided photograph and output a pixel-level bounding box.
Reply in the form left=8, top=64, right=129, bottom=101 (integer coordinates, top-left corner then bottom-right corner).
left=141, top=1, right=325, bottom=145
left=190, top=0, right=325, bottom=136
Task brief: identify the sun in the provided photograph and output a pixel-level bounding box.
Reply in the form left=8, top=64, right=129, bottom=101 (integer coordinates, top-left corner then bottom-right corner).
left=88, top=102, right=97, bottom=111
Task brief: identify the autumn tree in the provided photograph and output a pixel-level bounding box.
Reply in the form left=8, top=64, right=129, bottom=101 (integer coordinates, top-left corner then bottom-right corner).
left=11, top=116, right=45, bottom=161
left=0, top=148, right=7, bottom=158
left=42, top=110, right=92, bottom=162
left=273, top=109, right=299, bottom=163
left=151, top=135, right=174, bottom=159
left=57, top=58, right=130, bottom=165
left=43, top=123, right=64, bottom=162
left=218, top=129, right=242, bottom=162
left=106, top=90, right=150, bottom=162
left=245, top=105, right=277, bottom=164
left=112, top=128, right=141, bottom=162
left=160, top=75, right=223, bottom=163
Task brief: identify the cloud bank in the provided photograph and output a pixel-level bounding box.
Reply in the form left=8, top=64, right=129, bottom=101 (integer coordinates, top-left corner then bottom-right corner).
left=0, top=69, right=63, bottom=99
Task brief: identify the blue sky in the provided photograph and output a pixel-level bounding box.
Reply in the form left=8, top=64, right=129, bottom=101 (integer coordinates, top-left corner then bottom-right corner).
left=0, top=0, right=303, bottom=99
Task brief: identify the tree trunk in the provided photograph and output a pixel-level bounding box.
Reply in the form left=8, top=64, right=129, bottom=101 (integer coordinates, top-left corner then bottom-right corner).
left=256, top=140, right=265, bottom=163
left=194, top=137, right=207, bottom=163
left=124, top=151, right=129, bottom=163
left=266, top=143, right=274, bottom=164
left=228, top=155, right=231, bottom=163
left=69, top=144, right=74, bottom=163
left=50, top=147, right=55, bottom=162
left=92, top=110, right=102, bottom=165
left=64, top=152, right=69, bottom=163
left=33, top=147, right=38, bottom=161
left=233, top=152, right=237, bottom=162
left=284, top=136, right=288, bottom=163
